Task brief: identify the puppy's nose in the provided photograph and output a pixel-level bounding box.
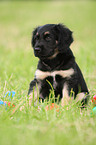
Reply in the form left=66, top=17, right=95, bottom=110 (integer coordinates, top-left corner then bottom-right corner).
left=35, top=47, right=41, bottom=52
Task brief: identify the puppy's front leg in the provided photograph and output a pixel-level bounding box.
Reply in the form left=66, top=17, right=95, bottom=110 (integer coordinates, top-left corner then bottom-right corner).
left=61, top=83, right=73, bottom=106
left=28, top=79, right=40, bottom=106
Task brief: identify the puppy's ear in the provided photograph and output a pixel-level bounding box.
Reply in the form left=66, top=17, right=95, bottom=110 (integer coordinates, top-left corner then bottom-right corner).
left=54, top=24, right=73, bottom=52
left=31, top=27, right=39, bottom=47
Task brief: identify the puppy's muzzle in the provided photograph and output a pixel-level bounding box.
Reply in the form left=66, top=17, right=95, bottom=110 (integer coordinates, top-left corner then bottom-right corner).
left=35, top=47, right=41, bottom=53
left=34, top=47, right=41, bottom=56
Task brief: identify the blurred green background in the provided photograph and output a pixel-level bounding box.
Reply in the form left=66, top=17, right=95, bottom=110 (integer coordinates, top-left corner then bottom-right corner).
left=0, top=1, right=96, bottom=95
left=0, top=1, right=96, bottom=145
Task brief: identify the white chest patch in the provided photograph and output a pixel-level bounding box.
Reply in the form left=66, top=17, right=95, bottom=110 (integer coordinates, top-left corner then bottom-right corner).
left=35, top=68, right=74, bottom=80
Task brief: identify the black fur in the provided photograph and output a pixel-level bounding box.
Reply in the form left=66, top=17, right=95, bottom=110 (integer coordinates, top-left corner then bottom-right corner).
left=28, top=24, right=89, bottom=106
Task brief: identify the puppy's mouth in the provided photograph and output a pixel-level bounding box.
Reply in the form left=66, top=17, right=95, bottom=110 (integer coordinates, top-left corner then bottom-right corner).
left=34, top=47, right=41, bottom=57
left=34, top=47, right=58, bottom=60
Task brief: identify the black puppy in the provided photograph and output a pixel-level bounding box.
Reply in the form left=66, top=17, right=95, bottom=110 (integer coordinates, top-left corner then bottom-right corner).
left=28, top=24, right=89, bottom=106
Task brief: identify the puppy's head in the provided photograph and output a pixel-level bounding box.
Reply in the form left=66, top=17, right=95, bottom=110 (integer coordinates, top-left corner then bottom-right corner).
left=32, top=24, right=73, bottom=59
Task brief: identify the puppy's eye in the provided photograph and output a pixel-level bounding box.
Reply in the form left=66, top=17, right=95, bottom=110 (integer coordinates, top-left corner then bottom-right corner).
left=34, top=35, right=39, bottom=40
left=44, top=34, right=51, bottom=41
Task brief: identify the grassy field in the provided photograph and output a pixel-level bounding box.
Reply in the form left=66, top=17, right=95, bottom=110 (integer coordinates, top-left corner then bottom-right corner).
left=0, top=1, right=96, bottom=145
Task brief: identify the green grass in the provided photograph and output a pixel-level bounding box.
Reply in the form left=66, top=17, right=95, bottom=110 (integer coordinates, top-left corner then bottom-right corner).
left=0, top=1, right=96, bottom=145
